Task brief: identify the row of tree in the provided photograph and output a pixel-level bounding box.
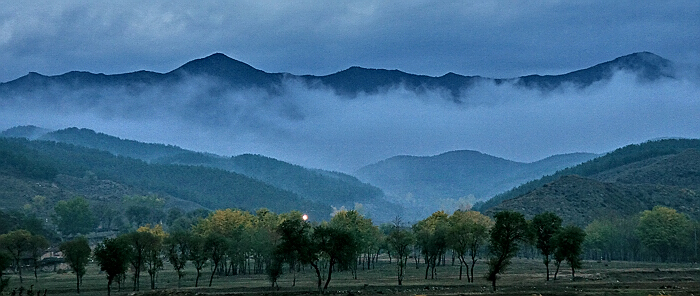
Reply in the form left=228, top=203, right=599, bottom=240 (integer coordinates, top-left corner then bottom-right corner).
left=1, top=204, right=696, bottom=294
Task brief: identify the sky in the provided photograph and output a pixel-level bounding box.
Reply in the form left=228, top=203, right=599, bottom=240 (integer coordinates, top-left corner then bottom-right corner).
left=1, top=1, right=699, bottom=83
left=1, top=1, right=700, bottom=172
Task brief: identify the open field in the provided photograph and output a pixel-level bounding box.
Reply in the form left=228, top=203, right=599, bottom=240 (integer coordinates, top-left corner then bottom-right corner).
left=4, top=258, right=700, bottom=296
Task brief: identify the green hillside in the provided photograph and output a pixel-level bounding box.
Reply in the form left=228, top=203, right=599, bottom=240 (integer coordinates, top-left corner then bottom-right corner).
left=477, top=138, right=700, bottom=212
left=0, top=137, right=330, bottom=219
left=481, top=140, right=700, bottom=226
left=23, top=127, right=397, bottom=220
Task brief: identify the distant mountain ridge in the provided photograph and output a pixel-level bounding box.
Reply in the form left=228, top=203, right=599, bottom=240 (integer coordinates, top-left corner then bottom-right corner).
left=355, top=149, right=598, bottom=218
left=0, top=52, right=675, bottom=100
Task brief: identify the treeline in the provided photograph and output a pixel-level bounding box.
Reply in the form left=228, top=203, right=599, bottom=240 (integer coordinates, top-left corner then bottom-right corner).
left=2, top=203, right=698, bottom=294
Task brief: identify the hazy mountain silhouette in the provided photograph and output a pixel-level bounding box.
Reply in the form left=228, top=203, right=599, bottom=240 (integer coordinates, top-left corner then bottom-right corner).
left=0, top=52, right=675, bottom=100
left=355, top=150, right=597, bottom=218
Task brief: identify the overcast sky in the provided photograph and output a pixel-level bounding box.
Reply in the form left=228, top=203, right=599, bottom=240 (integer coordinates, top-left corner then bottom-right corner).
left=1, top=1, right=699, bottom=83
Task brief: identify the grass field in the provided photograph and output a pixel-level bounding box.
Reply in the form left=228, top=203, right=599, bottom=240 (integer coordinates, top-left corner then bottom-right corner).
left=4, top=257, right=700, bottom=295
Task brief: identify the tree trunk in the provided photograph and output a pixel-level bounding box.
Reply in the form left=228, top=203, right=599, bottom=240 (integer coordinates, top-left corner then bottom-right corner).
left=323, top=261, right=334, bottom=291
left=76, top=273, right=81, bottom=294
left=491, top=278, right=497, bottom=291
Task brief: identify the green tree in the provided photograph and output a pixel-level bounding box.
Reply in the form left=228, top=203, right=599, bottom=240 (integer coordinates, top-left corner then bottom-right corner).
left=636, top=206, right=692, bottom=261
left=54, top=196, right=96, bottom=235
left=60, top=236, right=91, bottom=293
left=28, top=234, right=49, bottom=281
left=204, top=232, right=228, bottom=287
left=413, top=211, right=449, bottom=280
left=121, top=231, right=154, bottom=291
left=447, top=210, right=492, bottom=282
left=0, top=229, right=32, bottom=283
left=531, top=212, right=563, bottom=281
left=0, top=251, right=12, bottom=294
left=164, top=230, right=191, bottom=287
left=137, top=225, right=166, bottom=289
left=329, top=210, right=374, bottom=279
left=313, top=224, right=356, bottom=291
left=187, top=234, right=208, bottom=287
left=275, top=212, right=317, bottom=288
left=94, top=237, right=132, bottom=296
left=386, top=219, right=414, bottom=285
left=553, top=225, right=586, bottom=280
left=486, top=210, right=528, bottom=291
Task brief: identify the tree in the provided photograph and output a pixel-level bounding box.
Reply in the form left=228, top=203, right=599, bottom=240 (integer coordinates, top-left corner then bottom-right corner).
left=94, top=237, right=132, bottom=296
left=486, top=210, right=528, bottom=291
left=275, top=212, right=317, bottom=288
left=329, top=210, right=373, bottom=279
left=204, top=232, right=228, bottom=287
left=164, top=230, right=191, bottom=287
left=636, top=206, right=692, bottom=261
left=54, top=196, right=96, bottom=235
left=313, top=224, right=356, bottom=291
left=137, top=224, right=166, bottom=289
left=28, top=234, right=49, bottom=281
left=0, top=251, right=11, bottom=294
left=447, top=210, right=492, bottom=282
left=121, top=231, right=154, bottom=291
left=0, top=229, right=32, bottom=283
left=187, top=234, right=208, bottom=287
left=553, top=225, right=586, bottom=280
left=60, top=236, right=91, bottom=293
left=413, top=211, right=449, bottom=280
left=386, top=220, right=414, bottom=285
left=531, top=212, right=563, bottom=281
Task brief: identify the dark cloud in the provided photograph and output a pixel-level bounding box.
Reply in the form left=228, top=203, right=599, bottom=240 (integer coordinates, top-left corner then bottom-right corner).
left=1, top=1, right=698, bottom=82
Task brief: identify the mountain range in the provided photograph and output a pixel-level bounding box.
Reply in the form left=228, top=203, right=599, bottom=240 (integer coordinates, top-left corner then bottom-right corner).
left=0, top=51, right=675, bottom=100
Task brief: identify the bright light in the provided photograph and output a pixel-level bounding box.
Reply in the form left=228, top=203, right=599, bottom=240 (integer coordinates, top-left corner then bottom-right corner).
left=302, top=214, right=308, bottom=221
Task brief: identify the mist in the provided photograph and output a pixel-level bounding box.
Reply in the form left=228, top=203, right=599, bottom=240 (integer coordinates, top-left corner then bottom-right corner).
left=1, top=70, right=699, bottom=173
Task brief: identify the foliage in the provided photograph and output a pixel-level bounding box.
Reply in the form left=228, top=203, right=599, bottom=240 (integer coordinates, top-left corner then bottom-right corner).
left=54, top=196, right=96, bottom=235
left=413, top=211, right=449, bottom=280
left=94, top=237, right=132, bottom=296
left=59, top=236, right=92, bottom=293
left=0, top=229, right=32, bottom=283
left=486, top=210, right=528, bottom=291
left=120, top=231, right=156, bottom=291
left=447, top=210, right=492, bottom=282
left=137, top=224, right=166, bottom=289
left=386, top=221, right=414, bottom=285
left=164, top=230, right=191, bottom=287
left=636, top=206, right=692, bottom=261
left=531, top=212, right=563, bottom=281
left=313, top=223, right=357, bottom=291
left=553, top=225, right=586, bottom=280
left=28, top=234, right=49, bottom=281
left=0, top=250, right=10, bottom=294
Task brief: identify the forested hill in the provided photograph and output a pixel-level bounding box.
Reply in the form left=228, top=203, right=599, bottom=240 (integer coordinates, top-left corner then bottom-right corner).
left=0, top=137, right=330, bottom=219
left=3, top=126, right=398, bottom=221
left=480, top=139, right=700, bottom=226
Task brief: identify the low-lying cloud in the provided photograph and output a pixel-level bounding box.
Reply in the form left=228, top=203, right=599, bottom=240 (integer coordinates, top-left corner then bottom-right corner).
left=1, top=70, right=699, bottom=173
